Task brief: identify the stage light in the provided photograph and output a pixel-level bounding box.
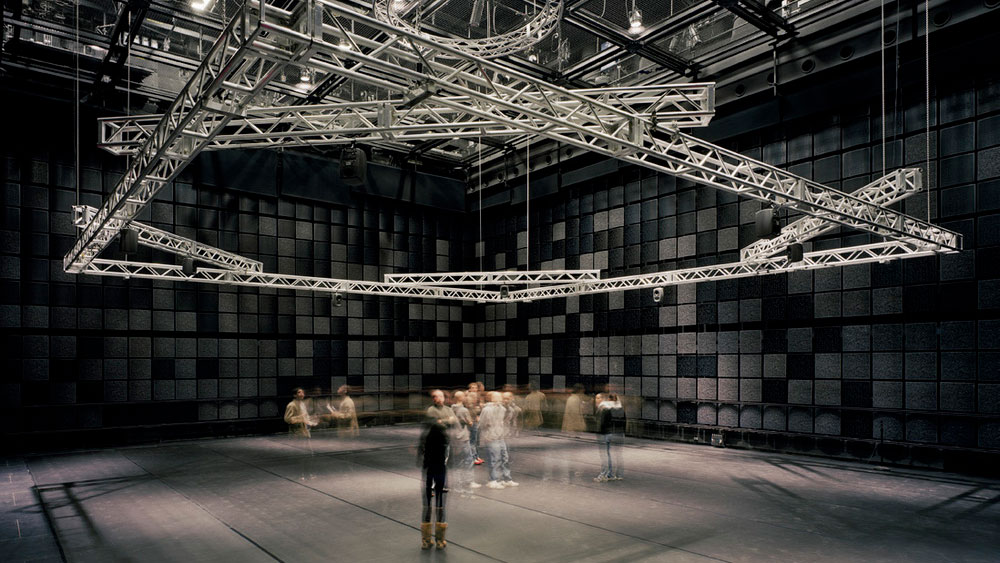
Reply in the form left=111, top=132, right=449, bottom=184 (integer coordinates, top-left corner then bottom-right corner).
left=119, top=228, right=138, bottom=255
left=628, top=8, right=644, bottom=35
left=653, top=287, right=663, bottom=303
left=191, top=0, right=212, bottom=12
left=181, top=256, right=196, bottom=276
left=333, top=293, right=344, bottom=307
left=298, top=67, right=311, bottom=88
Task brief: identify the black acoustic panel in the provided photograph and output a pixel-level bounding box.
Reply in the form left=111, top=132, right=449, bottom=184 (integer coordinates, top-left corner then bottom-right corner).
left=193, top=150, right=277, bottom=196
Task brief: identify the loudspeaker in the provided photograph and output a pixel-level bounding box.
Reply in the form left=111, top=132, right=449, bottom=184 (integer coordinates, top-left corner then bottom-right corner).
left=339, top=145, right=367, bottom=186
left=333, top=293, right=344, bottom=307
left=181, top=257, right=196, bottom=276
left=754, top=208, right=780, bottom=239
left=119, top=228, right=138, bottom=254
left=788, top=243, right=804, bottom=263
left=652, top=287, right=663, bottom=303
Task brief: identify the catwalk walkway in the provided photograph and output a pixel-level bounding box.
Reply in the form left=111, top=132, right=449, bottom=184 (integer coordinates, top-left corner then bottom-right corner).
left=2, top=426, right=998, bottom=562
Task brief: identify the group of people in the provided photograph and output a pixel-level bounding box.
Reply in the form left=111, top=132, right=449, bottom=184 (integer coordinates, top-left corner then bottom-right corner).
left=416, top=384, right=525, bottom=549
left=284, top=382, right=627, bottom=550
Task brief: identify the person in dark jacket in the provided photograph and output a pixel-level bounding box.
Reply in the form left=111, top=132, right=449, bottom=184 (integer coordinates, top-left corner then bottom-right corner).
left=418, top=389, right=455, bottom=549
left=594, top=393, right=626, bottom=482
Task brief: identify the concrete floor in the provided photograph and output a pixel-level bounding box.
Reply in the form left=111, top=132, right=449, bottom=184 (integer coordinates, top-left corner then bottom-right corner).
left=2, top=426, right=998, bottom=562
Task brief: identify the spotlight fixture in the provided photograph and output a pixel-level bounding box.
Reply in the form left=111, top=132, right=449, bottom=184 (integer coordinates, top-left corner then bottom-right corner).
left=297, top=67, right=311, bottom=89
left=333, top=293, right=344, bottom=308
left=788, top=243, right=804, bottom=263
left=652, top=287, right=663, bottom=303
left=191, top=0, right=212, bottom=12
left=500, top=285, right=510, bottom=299
left=754, top=207, right=781, bottom=239
left=119, top=228, right=138, bottom=255
left=628, top=7, right=644, bottom=35
left=181, top=256, right=196, bottom=276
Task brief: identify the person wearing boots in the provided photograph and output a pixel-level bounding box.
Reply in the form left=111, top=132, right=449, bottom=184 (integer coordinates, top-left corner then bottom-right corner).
left=418, top=389, right=455, bottom=549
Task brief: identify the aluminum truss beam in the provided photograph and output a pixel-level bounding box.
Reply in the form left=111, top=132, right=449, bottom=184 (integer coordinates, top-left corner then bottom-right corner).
left=384, top=270, right=602, bottom=285
left=64, top=0, right=320, bottom=274
left=740, top=168, right=922, bottom=262
left=80, top=241, right=932, bottom=304
left=96, top=84, right=717, bottom=156
left=295, top=1, right=959, bottom=251
left=83, top=259, right=503, bottom=302
left=507, top=241, right=935, bottom=302
left=73, top=205, right=262, bottom=272
left=65, top=1, right=962, bottom=306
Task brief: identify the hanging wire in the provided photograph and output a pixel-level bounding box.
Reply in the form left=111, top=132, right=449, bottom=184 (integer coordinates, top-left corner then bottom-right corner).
left=925, top=0, right=931, bottom=220
left=880, top=0, right=887, bottom=177
left=525, top=136, right=530, bottom=272
left=478, top=137, right=483, bottom=274
left=74, top=0, right=80, bottom=206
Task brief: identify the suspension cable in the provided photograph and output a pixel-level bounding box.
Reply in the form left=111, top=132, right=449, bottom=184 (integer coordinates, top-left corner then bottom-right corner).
left=880, top=0, right=887, bottom=177
left=925, top=0, right=931, bottom=220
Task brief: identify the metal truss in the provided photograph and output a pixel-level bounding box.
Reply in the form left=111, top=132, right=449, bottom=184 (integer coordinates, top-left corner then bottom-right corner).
left=74, top=205, right=262, bottom=273
left=372, top=0, right=563, bottom=60
left=506, top=241, right=936, bottom=302
left=298, top=1, right=958, bottom=251
left=80, top=240, right=932, bottom=304
left=64, top=0, right=318, bottom=274
left=65, top=0, right=962, bottom=306
left=740, top=168, right=922, bottom=262
left=83, top=259, right=503, bottom=302
left=384, top=270, right=602, bottom=286
left=96, top=83, right=717, bottom=157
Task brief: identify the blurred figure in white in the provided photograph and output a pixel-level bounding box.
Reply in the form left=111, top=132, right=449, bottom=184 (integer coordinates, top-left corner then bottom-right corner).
left=336, top=385, right=360, bottom=437
left=284, top=387, right=318, bottom=479
left=594, top=392, right=626, bottom=482
left=450, top=390, right=480, bottom=493
left=522, top=382, right=546, bottom=430
left=479, top=391, right=518, bottom=489
left=467, top=383, right=484, bottom=465
left=562, top=383, right=587, bottom=434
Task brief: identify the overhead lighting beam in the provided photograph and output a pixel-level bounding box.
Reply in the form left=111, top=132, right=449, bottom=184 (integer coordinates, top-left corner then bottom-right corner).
left=86, top=0, right=152, bottom=105
left=711, top=0, right=796, bottom=38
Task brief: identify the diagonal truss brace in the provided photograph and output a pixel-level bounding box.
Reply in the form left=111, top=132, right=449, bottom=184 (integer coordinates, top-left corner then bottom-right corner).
left=73, top=205, right=262, bottom=273
left=741, top=168, right=922, bottom=262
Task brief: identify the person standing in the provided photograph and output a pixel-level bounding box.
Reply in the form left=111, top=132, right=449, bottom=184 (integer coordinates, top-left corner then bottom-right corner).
left=479, top=391, right=517, bottom=489
left=594, top=393, right=626, bottom=482
left=450, top=390, right=480, bottom=493
left=522, top=382, right=546, bottom=430
left=284, top=387, right=318, bottom=479
left=418, top=389, right=455, bottom=549
left=336, top=385, right=360, bottom=437
left=561, top=383, right=587, bottom=434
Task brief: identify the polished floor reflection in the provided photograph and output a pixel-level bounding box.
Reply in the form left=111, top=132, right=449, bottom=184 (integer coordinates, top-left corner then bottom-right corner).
left=3, top=427, right=999, bottom=562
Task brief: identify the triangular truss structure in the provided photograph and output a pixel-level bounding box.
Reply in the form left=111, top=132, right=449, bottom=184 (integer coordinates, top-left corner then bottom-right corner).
left=65, top=0, right=962, bottom=303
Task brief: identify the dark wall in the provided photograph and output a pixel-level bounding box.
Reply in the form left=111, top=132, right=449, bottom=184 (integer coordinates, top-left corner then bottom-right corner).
left=0, top=92, right=472, bottom=449
left=471, top=34, right=1000, bottom=471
